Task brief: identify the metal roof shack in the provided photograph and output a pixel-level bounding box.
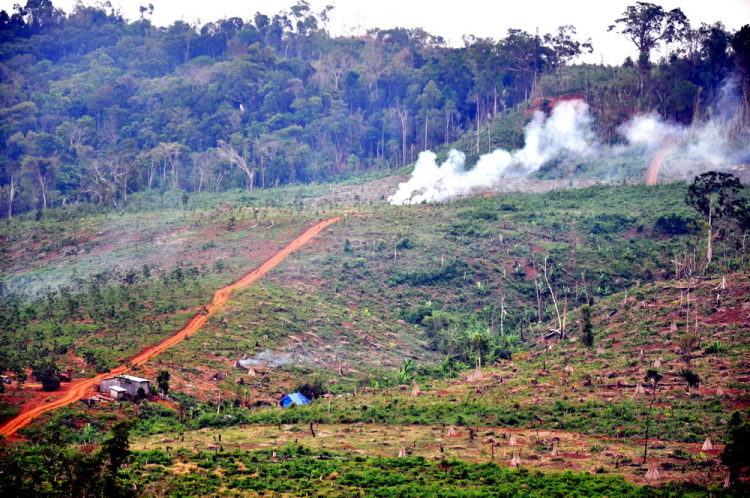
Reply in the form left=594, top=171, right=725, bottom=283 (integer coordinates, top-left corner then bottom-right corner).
left=99, top=374, right=151, bottom=398
left=118, top=374, right=150, bottom=383
left=109, top=385, right=127, bottom=400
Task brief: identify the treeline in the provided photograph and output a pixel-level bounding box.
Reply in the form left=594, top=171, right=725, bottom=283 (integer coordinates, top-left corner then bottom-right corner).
left=0, top=1, right=748, bottom=216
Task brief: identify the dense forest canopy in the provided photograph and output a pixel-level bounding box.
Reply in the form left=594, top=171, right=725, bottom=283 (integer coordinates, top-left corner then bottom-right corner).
left=0, top=1, right=748, bottom=216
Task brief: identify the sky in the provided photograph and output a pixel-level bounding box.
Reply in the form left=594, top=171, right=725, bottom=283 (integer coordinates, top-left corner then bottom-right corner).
left=3, top=0, right=749, bottom=65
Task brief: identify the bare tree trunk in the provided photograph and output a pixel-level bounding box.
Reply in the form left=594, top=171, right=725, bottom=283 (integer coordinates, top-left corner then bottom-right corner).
left=500, top=294, right=506, bottom=337
left=36, top=173, right=48, bottom=210
left=7, top=174, right=17, bottom=219
left=543, top=256, right=564, bottom=338
left=707, top=196, right=713, bottom=264
left=396, top=107, right=408, bottom=167
left=475, top=99, right=480, bottom=155
left=643, top=388, right=657, bottom=463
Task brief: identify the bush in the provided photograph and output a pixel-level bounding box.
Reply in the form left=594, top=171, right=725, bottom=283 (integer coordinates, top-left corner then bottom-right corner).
left=446, top=221, right=488, bottom=237
left=581, top=213, right=635, bottom=234
left=396, top=237, right=414, bottom=249
left=391, top=260, right=468, bottom=286
left=458, top=208, right=498, bottom=221
left=654, top=213, right=699, bottom=235
left=401, top=303, right=436, bottom=325
left=295, top=376, right=326, bottom=400
left=704, top=341, right=725, bottom=354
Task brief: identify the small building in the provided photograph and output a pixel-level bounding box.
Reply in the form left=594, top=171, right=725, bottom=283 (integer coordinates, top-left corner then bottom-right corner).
left=99, top=374, right=151, bottom=399
left=279, top=392, right=311, bottom=408
left=110, top=385, right=128, bottom=400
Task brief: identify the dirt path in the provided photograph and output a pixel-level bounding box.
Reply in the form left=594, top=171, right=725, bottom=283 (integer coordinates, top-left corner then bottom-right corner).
left=645, top=145, right=675, bottom=186
left=0, top=216, right=342, bottom=438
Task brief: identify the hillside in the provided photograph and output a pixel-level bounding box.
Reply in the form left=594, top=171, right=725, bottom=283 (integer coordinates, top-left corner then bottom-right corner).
left=1, top=175, right=748, bottom=496
left=1, top=2, right=750, bottom=497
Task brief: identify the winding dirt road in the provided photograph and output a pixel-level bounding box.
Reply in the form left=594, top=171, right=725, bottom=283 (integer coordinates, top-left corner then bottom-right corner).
left=0, top=216, right=342, bottom=438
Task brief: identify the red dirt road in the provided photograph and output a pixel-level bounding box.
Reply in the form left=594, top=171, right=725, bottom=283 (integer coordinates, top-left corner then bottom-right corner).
left=0, top=216, right=342, bottom=438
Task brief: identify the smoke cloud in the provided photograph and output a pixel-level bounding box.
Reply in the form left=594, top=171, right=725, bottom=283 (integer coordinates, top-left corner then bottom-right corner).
left=389, top=98, right=747, bottom=205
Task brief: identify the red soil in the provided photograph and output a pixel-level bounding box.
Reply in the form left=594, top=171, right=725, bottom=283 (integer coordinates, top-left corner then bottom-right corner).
left=0, top=216, right=342, bottom=438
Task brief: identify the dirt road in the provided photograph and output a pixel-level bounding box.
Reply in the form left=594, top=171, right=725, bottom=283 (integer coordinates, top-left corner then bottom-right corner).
left=0, top=216, right=342, bottom=438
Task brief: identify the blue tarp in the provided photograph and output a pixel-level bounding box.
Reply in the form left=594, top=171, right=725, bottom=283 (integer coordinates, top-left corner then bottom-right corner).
left=280, top=392, right=310, bottom=408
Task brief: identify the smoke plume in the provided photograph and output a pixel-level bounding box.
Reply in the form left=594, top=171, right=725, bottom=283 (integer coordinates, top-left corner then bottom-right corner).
left=389, top=98, right=747, bottom=205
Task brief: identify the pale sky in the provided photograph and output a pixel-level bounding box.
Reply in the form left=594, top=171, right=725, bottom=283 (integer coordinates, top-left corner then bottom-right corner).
left=3, top=0, right=749, bottom=65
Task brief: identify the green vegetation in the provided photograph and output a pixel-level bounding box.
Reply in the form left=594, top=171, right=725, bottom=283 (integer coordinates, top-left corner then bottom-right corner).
left=4, top=441, right=742, bottom=497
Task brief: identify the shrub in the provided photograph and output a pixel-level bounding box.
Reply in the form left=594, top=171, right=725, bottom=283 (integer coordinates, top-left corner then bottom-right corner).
left=295, top=376, right=326, bottom=400
left=581, top=213, right=635, bottom=234
left=391, top=260, right=468, bottom=286
left=458, top=208, right=498, bottom=221
left=654, top=213, right=699, bottom=235
left=446, top=220, right=488, bottom=237
left=396, top=237, right=414, bottom=249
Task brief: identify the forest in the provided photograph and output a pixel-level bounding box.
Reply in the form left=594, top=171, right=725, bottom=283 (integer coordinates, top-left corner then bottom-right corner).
left=0, top=1, right=748, bottom=216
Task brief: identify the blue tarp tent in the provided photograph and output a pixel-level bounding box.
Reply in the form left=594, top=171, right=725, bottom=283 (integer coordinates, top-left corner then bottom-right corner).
left=280, top=392, right=311, bottom=408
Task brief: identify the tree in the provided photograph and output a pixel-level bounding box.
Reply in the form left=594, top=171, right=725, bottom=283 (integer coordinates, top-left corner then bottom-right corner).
left=315, top=49, right=354, bottom=90
left=609, top=3, right=690, bottom=92
left=21, top=155, right=58, bottom=210
left=99, top=418, right=136, bottom=495
left=721, top=410, right=750, bottom=488
left=32, top=359, right=60, bottom=390
left=642, top=369, right=662, bottom=463
left=180, top=191, right=189, bottom=217
left=731, top=25, right=750, bottom=131
left=685, top=172, right=745, bottom=264
left=2, top=171, right=19, bottom=219
left=678, top=368, right=701, bottom=395
left=253, top=135, right=280, bottom=189
left=218, top=140, right=255, bottom=190
left=396, top=358, right=417, bottom=384
left=416, top=80, right=442, bottom=150
left=155, top=142, right=182, bottom=189
left=157, top=369, right=170, bottom=395
left=678, top=333, right=700, bottom=366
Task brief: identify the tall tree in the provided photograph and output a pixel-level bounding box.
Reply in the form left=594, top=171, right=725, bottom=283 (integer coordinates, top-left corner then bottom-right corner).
left=685, top=172, right=745, bottom=264
left=21, top=155, right=58, bottom=210
left=609, top=2, right=690, bottom=92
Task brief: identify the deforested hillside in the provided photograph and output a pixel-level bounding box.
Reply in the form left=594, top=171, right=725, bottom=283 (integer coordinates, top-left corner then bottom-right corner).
left=1, top=173, right=748, bottom=495
left=1, top=2, right=750, bottom=497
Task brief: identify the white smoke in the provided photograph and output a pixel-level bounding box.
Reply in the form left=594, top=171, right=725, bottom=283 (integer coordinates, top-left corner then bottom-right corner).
left=389, top=98, right=746, bottom=205
left=618, top=112, right=742, bottom=175
left=618, top=112, right=681, bottom=149
left=389, top=100, right=596, bottom=204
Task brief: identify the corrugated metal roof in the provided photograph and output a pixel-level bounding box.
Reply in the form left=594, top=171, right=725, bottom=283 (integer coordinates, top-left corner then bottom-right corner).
left=110, top=386, right=127, bottom=392
left=118, top=374, right=149, bottom=383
